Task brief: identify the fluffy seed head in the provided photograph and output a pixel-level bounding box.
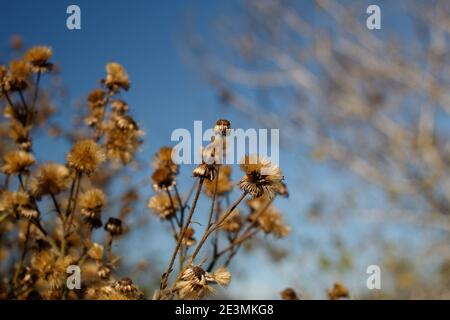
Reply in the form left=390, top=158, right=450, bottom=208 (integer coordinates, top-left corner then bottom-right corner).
left=67, top=139, right=105, bottom=175
left=1, top=150, right=35, bottom=175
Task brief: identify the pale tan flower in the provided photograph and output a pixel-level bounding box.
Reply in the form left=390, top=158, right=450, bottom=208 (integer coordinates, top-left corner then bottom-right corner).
left=80, top=188, right=106, bottom=229
left=179, top=226, right=196, bottom=247
left=239, top=155, right=284, bottom=198
left=204, top=165, right=233, bottom=197
left=67, top=139, right=105, bottom=175
left=174, top=265, right=231, bottom=299
left=147, top=193, right=179, bottom=220
left=9, top=59, right=32, bottom=91
left=24, top=46, right=53, bottom=73
left=152, top=146, right=178, bottom=174
left=152, top=167, right=176, bottom=191
left=248, top=199, right=290, bottom=237
left=30, top=163, right=71, bottom=198
left=87, top=243, right=104, bottom=261
left=214, top=119, right=231, bottom=136
left=327, top=282, right=350, bottom=300
left=1, top=150, right=35, bottom=175
left=103, top=62, right=130, bottom=92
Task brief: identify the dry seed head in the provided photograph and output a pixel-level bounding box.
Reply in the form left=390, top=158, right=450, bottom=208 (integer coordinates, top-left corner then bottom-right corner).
left=30, top=163, right=70, bottom=198
left=104, top=217, right=123, bottom=236
left=151, top=167, right=176, bottom=191
left=87, top=243, right=104, bottom=261
left=328, top=282, right=350, bottom=300
left=147, top=193, right=180, bottom=220
left=214, top=119, right=231, bottom=136
left=67, top=139, right=105, bottom=175
left=1, top=150, right=35, bottom=175
left=152, top=146, right=178, bottom=174
left=104, top=62, right=130, bottom=92
left=280, top=288, right=299, bottom=300
left=24, top=46, right=53, bottom=72
left=239, top=155, right=284, bottom=198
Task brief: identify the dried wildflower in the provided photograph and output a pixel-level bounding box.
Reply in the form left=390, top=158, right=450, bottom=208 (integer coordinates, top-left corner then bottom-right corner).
left=111, top=99, right=129, bottom=113
left=97, top=265, right=111, bottom=280
left=239, top=155, right=284, bottom=198
left=110, top=278, right=143, bottom=299
left=32, top=250, right=74, bottom=291
left=87, top=243, right=104, bottom=261
left=204, top=165, right=233, bottom=197
left=248, top=201, right=290, bottom=237
left=80, top=188, right=106, bottom=229
left=30, top=163, right=70, bottom=198
left=9, top=59, right=32, bottom=91
left=105, top=217, right=123, bottom=236
left=214, top=119, right=231, bottom=136
left=24, top=46, right=53, bottom=73
left=152, top=167, right=176, bottom=191
left=6, top=191, right=39, bottom=221
left=152, top=146, right=178, bottom=174
left=180, top=226, right=196, bottom=247
left=280, top=288, right=299, bottom=300
left=1, top=150, right=35, bottom=175
left=111, top=114, right=139, bottom=131
left=8, top=120, right=32, bottom=151
left=147, top=193, right=179, bottom=220
left=103, top=62, right=130, bottom=92
left=105, top=124, right=143, bottom=164
left=328, top=282, right=350, bottom=300
left=193, top=163, right=217, bottom=181
left=67, top=139, right=105, bottom=175
left=0, top=65, right=10, bottom=91
left=174, top=265, right=231, bottom=299
left=87, top=89, right=105, bottom=108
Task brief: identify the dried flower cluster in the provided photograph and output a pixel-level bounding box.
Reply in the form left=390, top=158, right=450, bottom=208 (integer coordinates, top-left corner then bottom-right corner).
left=0, top=41, right=292, bottom=301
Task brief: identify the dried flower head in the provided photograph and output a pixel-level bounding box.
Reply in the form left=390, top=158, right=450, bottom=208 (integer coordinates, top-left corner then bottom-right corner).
left=8, top=120, right=32, bottom=151
left=248, top=199, right=290, bottom=237
left=193, top=163, right=217, bottom=181
left=80, top=188, right=106, bottom=229
left=147, top=193, right=180, bottom=220
left=110, top=278, right=143, bottom=299
left=104, top=217, right=123, bottom=236
left=104, top=62, right=130, bottom=92
left=152, top=146, right=178, bottom=174
left=97, top=265, right=111, bottom=280
left=204, top=165, right=233, bottom=197
left=87, top=89, right=106, bottom=108
left=214, top=119, right=231, bottom=136
left=152, top=167, right=176, bottom=191
left=67, top=139, right=105, bottom=175
left=1, top=150, right=35, bottom=175
left=87, top=243, right=104, bottom=261
left=30, top=163, right=70, bottom=198
left=180, top=226, right=196, bottom=247
left=220, top=209, right=242, bottom=233
left=32, top=250, right=74, bottom=291
left=9, top=59, right=32, bottom=91
left=111, top=99, right=129, bottom=113
left=280, top=288, right=299, bottom=300
left=24, top=46, right=53, bottom=73
left=174, top=265, right=231, bottom=299
left=328, top=282, right=350, bottom=300
left=6, top=191, right=39, bottom=221
left=239, top=155, right=284, bottom=198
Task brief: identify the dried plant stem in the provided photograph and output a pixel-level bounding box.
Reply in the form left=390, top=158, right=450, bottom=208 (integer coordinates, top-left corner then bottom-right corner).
left=62, top=172, right=82, bottom=255
left=31, top=71, right=41, bottom=115
left=159, top=178, right=204, bottom=291
left=50, top=193, right=64, bottom=223
left=166, top=189, right=181, bottom=227
left=93, top=90, right=112, bottom=141
left=189, top=191, right=247, bottom=264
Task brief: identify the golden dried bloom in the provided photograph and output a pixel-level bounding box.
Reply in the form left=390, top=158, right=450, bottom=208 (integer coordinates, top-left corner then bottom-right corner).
left=248, top=202, right=290, bottom=237
left=0, top=65, right=10, bottom=91
left=193, top=163, right=217, bottom=181
left=87, top=243, right=104, bottom=261
left=152, top=146, right=178, bottom=174
left=105, top=217, right=123, bottom=236
left=110, top=278, right=143, bottom=299
left=32, top=250, right=74, bottom=291
left=204, top=165, right=233, bottom=197
left=9, top=59, right=32, bottom=90
left=87, top=89, right=105, bottom=108
left=8, top=120, right=32, bottom=151
left=214, top=119, right=231, bottom=136
left=24, top=46, right=53, bottom=72
left=280, top=288, right=299, bottom=300
left=147, top=193, right=179, bottom=220
left=67, top=139, right=105, bottom=175
left=105, top=125, right=143, bottom=164
left=30, top=163, right=70, bottom=198
left=1, top=150, right=35, bottom=175
left=2, top=191, right=39, bottom=220
left=174, top=265, right=230, bottom=299
left=239, top=155, right=284, bottom=198
left=104, top=62, right=130, bottom=92
left=97, top=265, right=111, bottom=280
left=328, top=282, right=350, bottom=300
left=111, top=114, right=139, bottom=132
left=152, top=167, right=176, bottom=191
left=111, top=99, right=129, bottom=113
left=80, top=188, right=106, bottom=229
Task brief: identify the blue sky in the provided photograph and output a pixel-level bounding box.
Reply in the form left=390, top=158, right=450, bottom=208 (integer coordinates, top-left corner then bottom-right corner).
left=1, top=0, right=434, bottom=299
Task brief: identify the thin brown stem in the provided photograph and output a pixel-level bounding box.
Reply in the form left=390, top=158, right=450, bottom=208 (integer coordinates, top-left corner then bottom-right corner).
left=159, top=178, right=204, bottom=291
